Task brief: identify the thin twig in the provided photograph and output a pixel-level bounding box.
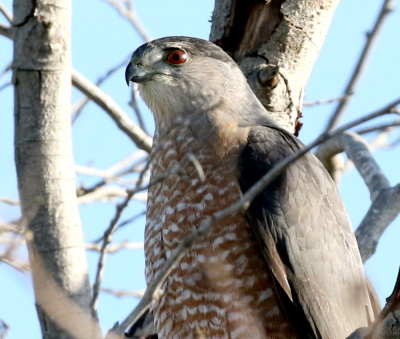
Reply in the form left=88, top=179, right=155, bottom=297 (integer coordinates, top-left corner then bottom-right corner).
left=104, top=0, right=151, bottom=42
left=324, top=0, right=394, bottom=132
left=92, top=211, right=146, bottom=243
left=0, top=197, right=19, bottom=206
left=356, top=120, right=400, bottom=135
left=77, top=153, right=148, bottom=197
left=72, top=55, right=130, bottom=123
left=0, top=256, right=30, bottom=272
left=100, top=287, right=145, bottom=299
left=90, top=190, right=136, bottom=311
left=0, top=319, right=9, bottom=339
left=77, top=186, right=146, bottom=204
left=0, top=3, right=12, bottom=23
left=106, top=99, right=400, bottom=339
left=0, top=62, right=11, bottom=81
left=128, top=83, right=147, bottom=133
left=303, top=94, right=352, bottom=107
left=86, top=241, right=143, bottom=253
left=0, top=82, right=11, bottom=92
left=72, top=69, right=152, bottom=152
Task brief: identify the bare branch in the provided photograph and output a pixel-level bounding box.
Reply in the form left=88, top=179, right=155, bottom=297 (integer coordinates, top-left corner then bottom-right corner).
left=86, top=241, right=143, bottom=253
left=72, top=69, right=152, bottom=152
left=76, top=151, right=148, bottom=199
left=0, top=197, right=19, bottom=206
left=108, top=150, right=147, bottom=173
left=0, top=81, right=11, bottom=92
left=0, top=62, right=11, bottom=81
left=316, top=131, right=390, bottom=200
left=356, top=120, right=400, bottom=135
left=104, top=0, right=151, bottom=42
left=356, top=184, right=400, bottom=263
left=91, top=190, right=136, bottom=311
left=72, top=55, right=130, bottom=123
left=0, top=256, right=30, bottom=272
left=365, top=268, right=400, bottom=338
left=0, top=3, right=12, bottom=23
left=0, top=230, right=29, bottom=272
left=106, top=104, right=399, bottom=339
left=128, top=83, right=148, bottom=133
left=100, top=287, right=145, bottom=299
left=0, top=319, right=9, bottom=339
left=77, top=186, right=146, bottom=204
left=91, top=211, right=146, bottom=243
left=0, top=23, right=13, bottom=38
left=316, top=129, right=400, bottom=263
left=0, top=219, right=23, bottom=233
left=303, top=94, right=352, bottom=107
left=324, top=0, right=394, bottom=131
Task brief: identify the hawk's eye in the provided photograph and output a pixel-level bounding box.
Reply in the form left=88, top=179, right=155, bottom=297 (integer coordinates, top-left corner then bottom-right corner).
left=166, top=49, right=188, bottom=65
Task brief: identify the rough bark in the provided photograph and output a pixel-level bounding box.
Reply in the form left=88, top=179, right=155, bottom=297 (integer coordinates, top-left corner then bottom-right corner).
left=210, top=0, right=339, bottom=133
left=13, top=1, right=101, bottom=338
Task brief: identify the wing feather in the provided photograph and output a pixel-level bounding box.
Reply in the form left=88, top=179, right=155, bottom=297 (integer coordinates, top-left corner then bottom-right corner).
left=238, top=125, right=374, bottom=338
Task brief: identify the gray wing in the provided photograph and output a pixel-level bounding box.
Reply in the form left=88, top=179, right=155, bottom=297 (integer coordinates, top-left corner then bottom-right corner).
left=238, top=125, right=374, bottom=338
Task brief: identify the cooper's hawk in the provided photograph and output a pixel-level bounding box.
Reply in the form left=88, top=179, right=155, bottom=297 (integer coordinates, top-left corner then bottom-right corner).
left=125, top=36, right=374, bottom=338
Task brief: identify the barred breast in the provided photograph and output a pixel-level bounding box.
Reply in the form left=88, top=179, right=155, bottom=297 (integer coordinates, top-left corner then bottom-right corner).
left=144, top=127, right=296, bottom=338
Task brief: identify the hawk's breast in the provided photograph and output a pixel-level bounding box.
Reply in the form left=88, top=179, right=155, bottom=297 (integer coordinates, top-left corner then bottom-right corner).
left=145, top=127, right=296, bottom=338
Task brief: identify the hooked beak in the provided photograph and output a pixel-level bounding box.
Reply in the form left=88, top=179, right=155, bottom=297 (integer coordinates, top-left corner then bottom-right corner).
left=125, top=62, right=149, bottom=86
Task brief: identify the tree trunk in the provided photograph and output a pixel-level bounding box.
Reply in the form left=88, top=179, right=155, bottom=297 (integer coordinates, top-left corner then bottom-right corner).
left=210, top=0, right=339, bottom=134
left=13, top=0, right=101, bottom=338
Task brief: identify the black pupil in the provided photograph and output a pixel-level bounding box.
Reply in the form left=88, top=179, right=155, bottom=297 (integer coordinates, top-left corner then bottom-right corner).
left=172, top=52, right=181, bottom=61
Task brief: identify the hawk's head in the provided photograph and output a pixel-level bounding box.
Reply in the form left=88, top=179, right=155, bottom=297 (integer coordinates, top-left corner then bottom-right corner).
left=125, top=36, right=269, bottom=128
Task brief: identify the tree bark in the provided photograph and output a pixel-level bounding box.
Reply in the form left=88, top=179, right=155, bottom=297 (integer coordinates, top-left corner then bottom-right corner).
left=210, top=0, right=339, bottom=133
left=13, top=0, right=101, bottom=338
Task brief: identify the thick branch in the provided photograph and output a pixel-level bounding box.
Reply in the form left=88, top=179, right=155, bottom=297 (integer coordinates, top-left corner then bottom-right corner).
left=211, top=0, right=340, bottom=133
left=317, top=131, right=390, bottom=201
left=365, top=269, right=400, bottom=338
left=356, top=184, right=400, bottom=262
left=0, top=23, right=13, bottom=38
left=316, top=131, right=400, bottom=262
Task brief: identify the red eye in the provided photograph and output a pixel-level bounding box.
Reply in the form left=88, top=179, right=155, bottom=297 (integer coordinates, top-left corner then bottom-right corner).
left=166, top=49, right=188, bottom=65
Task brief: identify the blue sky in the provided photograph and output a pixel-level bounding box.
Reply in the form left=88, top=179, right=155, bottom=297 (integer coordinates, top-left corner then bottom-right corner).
left=0, top=0, right=399, bottom=338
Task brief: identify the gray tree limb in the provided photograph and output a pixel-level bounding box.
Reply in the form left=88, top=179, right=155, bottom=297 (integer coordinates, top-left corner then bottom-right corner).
left=13, top=0, right=101, bottom=338
left=72, top=69, right=152, bottom=153
left=316, top=129, right=400, bottom=263
left=316, top=131, right=390, bottom=201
